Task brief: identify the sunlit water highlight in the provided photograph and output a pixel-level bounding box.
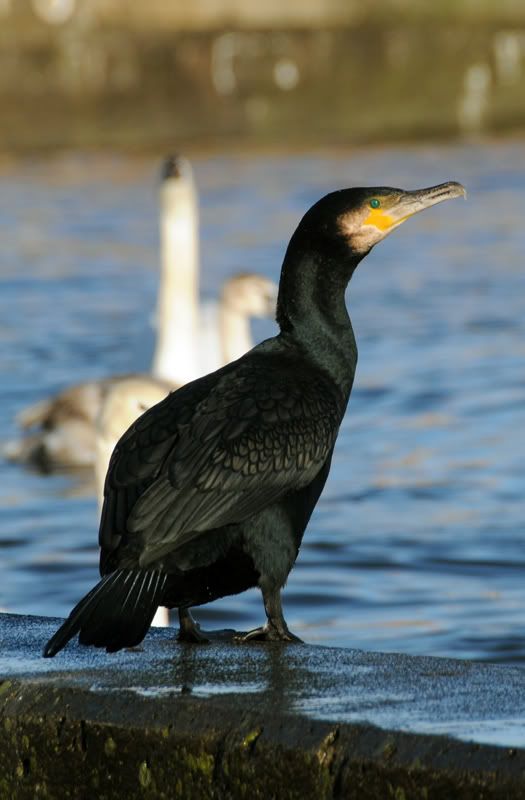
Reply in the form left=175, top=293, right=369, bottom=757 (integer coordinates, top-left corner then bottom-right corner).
left=0, top=143, right=523, bottom=663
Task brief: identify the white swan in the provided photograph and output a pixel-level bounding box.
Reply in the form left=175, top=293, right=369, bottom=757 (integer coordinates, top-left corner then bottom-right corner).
left=6, top=156, right=277, bottom=472
left=6, top=156, right=197, bottom=470
left=151, top=155, right=200, bottom=386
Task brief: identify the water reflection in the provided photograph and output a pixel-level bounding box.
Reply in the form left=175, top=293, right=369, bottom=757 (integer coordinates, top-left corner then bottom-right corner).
left=0, top=143, right=523, bottom=663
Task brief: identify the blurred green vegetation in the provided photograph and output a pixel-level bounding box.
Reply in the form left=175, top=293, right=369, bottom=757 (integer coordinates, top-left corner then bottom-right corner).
left=0, top=0, right=524, bottom=151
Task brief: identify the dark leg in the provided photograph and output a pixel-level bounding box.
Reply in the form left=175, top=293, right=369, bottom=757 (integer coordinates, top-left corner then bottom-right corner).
left=236, top=586, right=303, bottom=643
left=177, top=607, right=209, bottom=643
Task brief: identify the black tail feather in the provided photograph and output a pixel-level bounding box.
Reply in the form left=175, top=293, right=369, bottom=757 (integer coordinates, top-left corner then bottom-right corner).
left=43, top=569, right=167, bottom=657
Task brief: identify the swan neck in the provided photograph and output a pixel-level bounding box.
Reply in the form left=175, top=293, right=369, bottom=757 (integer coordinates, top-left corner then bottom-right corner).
left=152, top=180, right=199, bottom=385
left=218, top=303, right=253, bottom=364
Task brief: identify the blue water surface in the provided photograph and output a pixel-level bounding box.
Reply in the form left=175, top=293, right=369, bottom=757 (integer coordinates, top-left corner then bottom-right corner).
left=0, top=143, right=523, bottom=663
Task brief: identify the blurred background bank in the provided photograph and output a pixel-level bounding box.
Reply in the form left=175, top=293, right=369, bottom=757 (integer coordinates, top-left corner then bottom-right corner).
left=0, top=0, right=525, bottom=150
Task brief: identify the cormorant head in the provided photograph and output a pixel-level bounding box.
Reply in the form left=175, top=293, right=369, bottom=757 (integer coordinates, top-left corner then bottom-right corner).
left=340, top=182, right=466, bottom=254
left=278, top=181, right=466, bottom=332
left=301, top=182, right=466, bottom=260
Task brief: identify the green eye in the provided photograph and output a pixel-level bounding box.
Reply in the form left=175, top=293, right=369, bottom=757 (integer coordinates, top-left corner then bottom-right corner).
left=370, top=198, right=381, bottom=209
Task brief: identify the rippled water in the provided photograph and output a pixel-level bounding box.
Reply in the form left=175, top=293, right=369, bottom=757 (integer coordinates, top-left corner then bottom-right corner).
left=0, top=143, right=523, bottom=663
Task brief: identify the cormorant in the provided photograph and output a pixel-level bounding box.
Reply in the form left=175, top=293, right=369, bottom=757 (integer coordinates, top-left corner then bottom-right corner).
left=44, top=181, right=465, bottom=656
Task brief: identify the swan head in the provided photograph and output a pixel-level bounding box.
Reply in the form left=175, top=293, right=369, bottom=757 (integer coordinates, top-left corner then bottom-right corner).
left=161, top=154, right=194, bottom=182
left=221, top=273, right=278, bottom=319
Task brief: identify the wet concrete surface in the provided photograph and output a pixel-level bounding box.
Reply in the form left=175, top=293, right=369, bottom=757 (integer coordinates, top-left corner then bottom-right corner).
left=1, top=612, right=525, bottom=798
left=2, top=612, right=525, bottom=747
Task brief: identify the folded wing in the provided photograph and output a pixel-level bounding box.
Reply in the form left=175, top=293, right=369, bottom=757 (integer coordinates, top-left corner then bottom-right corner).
left=99, top=354, right=343, bottom=570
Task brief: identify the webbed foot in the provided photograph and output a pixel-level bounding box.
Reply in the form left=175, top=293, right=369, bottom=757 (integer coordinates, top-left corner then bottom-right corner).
left=178, top=626, right=210, bottom=644
left=235, top=585, right=303, bottom=643
left=235, top=622, right=303, bottom=644
left=177, top=608, right=210, bottom=644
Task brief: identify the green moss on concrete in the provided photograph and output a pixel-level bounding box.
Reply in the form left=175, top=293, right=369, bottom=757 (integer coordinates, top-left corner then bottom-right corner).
left=185, top=751, right=214, bottom=778
left=0, top=704, right=523, bottom=799
left=104, top=736, right=117, bottom=757
left=241, top=728, right=262, bottom=751
left=138, top=760, right=152, bottom=788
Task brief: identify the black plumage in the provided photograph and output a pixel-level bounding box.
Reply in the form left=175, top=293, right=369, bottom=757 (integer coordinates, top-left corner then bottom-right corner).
left=44, top=181, right=465, bottom=656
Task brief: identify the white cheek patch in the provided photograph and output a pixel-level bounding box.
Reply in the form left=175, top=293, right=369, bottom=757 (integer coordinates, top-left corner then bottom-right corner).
left=338, top=209, right=404, bottom=253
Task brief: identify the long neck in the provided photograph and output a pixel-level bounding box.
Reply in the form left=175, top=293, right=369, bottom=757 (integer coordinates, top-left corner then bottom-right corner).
left=152, top=178, right=200, bottom=385
left=276, top=230, right=359, bottom=391
left=218, top=302, right=253, bottom=364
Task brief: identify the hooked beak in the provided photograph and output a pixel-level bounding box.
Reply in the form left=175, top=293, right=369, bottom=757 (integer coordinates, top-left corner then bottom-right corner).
left=364, top=181, right=466, bottom=233
left=392, top=181, right=466, bottom=222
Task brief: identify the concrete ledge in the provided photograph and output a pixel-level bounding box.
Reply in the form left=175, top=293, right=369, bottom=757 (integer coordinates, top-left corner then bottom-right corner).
left=0, top=612, right=524, bottom=798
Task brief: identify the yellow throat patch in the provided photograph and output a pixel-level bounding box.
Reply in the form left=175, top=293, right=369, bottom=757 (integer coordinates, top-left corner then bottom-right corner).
left=363, top=207, right=395, bottom=231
